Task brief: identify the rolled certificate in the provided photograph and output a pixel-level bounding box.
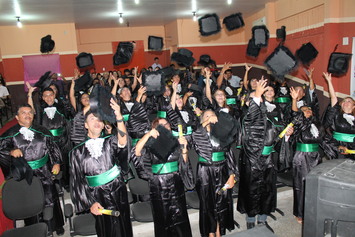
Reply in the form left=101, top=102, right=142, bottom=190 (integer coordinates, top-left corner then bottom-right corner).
left=99, top=209, right=120, bottom=217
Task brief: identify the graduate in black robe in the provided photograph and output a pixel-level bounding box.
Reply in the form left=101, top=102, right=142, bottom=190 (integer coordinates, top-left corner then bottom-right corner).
left=69, top=99, right=133, bottom=237
left=132, top=118, right=194, bottom=237
left=0, top=104, right=64, bottom=235
left=192, top=110, right=238, bottom=237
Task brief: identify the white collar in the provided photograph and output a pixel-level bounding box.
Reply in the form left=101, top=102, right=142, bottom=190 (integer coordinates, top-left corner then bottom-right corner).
left=85, top=138, right=105, bottom=159
left=44, top=107, right=57, bottom=120
left=343, top=113, right=354, bottom=126
left=19, top=127, right=35, bottom=142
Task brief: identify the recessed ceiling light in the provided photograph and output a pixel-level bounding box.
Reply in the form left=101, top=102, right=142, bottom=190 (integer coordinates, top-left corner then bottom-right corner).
left=119, top=13, right=123, bottom=24
left=227, top=0, right=232, bottom=5
left=16, top=16, right=22, bottom=28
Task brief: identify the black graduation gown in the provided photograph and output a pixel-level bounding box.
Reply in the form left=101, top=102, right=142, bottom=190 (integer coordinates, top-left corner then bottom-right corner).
left=192, top=126, right=238, bottom=237
left=131, top=146, right=194, bottom=237
left=69, top=135, right=132, bottom=237
left=0, top=124, right=64, bottom=230
left=291, top=114, right=324, bottom=218
left=322, top=103, right=355, bottom=159
left=237, top=99, right=285, bottom=217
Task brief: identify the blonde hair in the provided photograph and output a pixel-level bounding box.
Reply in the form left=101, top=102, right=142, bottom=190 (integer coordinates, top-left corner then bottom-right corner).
left=340, top=97, right=355, bottom=116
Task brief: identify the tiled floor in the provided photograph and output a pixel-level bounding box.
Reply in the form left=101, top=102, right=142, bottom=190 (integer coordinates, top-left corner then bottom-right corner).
left=58, top=187, right=301, bottom=237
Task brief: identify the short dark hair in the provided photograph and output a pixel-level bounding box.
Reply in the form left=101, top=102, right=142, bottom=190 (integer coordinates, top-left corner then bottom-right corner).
left=16, top=104, right=33, bottom=115
left=42, top=87, right=55, bottom=94
left=154, top=57, right=159, bottom=60
left=224, top=69, right=232, bottom=74
left=84, top=109, right=102, bottom=122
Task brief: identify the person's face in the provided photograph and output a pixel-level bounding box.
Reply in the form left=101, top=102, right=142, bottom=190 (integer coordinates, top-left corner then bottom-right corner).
left=85, top=113, right=104, bottom=137
left=214, top=90, right=226, bottom=105
left=80, top=94, right=90, bottom=107
left=202, top=110, right=216, bottom=124
left=124, top=78, right=131, bottom=86
left=124, top=71, right=130, bottom=76
left=250, top=78, right=258, bottom=89
left=120, top=88, right=131, bottom=101
left=295, top=87, right=305, bottom=100
left=341, top=98, right=355, bottom=113
left=264, top=86, right=275, bottom=100
left=163, top=86, right=171, bottom=97
left=16, top=107, right=34, bottom=127
left=172, top=75, right=180, bottom=84
left=118, top=78, right=125, bottom=88
left=42, top=90, right=55, bottom=106
left=176, top=96, right=183, bottom=108
left=158, top=119, right=171, bottom=131
left=225, top=71, right=232, bottom=79
left=155, top=58, right=159, bottom=63
left=301, top=106, right=313, bottom=118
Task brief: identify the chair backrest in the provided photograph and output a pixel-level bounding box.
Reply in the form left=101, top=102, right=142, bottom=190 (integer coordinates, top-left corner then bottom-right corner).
left=2, top=177, right=45, bottom=220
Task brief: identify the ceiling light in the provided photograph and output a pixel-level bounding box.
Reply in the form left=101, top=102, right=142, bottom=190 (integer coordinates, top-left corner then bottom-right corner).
left=16, top=16, right=22, bottom=28
left=134, top=0, right=139, bottom=4
left=192, top=12, right=197, bottom=21
left=119, top=13, right=123, bottom=24
left=227, top=0, right=232, bottom=4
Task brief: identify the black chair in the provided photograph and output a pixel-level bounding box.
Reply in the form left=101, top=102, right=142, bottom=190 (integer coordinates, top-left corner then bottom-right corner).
left=1, top=177, right=53, bottom=237
left=64, top=204, right=97, bottom=237
left=127, top=170, right=154, bottom=222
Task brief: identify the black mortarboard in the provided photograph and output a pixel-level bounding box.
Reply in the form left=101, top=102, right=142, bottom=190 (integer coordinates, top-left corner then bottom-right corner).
left=74, top=71, right=93, bottom=92
left=76, top=52, right=94, bottom=68
left=113, top=42, right=134, bottom=66
left=171, top=48, right=195, bottom=67
left=246, top=39, right=261, bottom=58
left=276, top=26, right=286, bottom=42
left=40, top=35, right=55, bottom=54
left=223, top=13, right=245, bottom=31
left=265, top=45, right=298, bottom=82
left=327, top=52, right=352, bottom=76
left=10, top=157, right=33, bottom=185
left=296, top=42, right=318, bottom=65
left=142, top=71, right=165, bottom=96
left=252, top=25, right=270, bottom=48
left=198, top=13, right=221, bottom=36
left=197, top=54, right=216, bottom=67
left=148, top=36, right=164, bottom=51
left=188, top=83, right=202, bottom=97
left=146, top=125, right=179, bottom=162
left=34, top=71, right=52, bottom=90
left=90, top=85, right=116, bottom=123
left=210, top=112, right=239, bottom=148
left=160, top=67, right=175, bottom=80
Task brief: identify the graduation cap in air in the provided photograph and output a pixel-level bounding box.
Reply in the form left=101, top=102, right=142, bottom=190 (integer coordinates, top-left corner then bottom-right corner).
left=146, top=125, right=179, bottom=162
left=40, top=35, right=55, bottom=54
left=264, top=45, right=298, bottom=82
left=11, top=157, right=33, bottom=185
left=198, top=13, right=222, bottom=36
left=34, top=71, right=53, bottom=90
left=296, top=42, right=318, bottom=66
left=74, top=71, right=93, bottom=92
left=210, top=112, right=239, bottom=148
left=276, top=26, right=286, bottom=42
left=223, top=13, right=245, bottom=31
left=148, top=36, right=164, bottom=51
left=198, top=54, right=216, bottom=67
left=90, top=84, right=116, bottom=123
left=171, top=48, right=195, bottom=67
left=113, top=42, right=134, bottom=65
left=252, top=25, right=270, bottom=48
left=142, top=71, right=165, bottom=96
left=76, top=52, right=94, bottom=68
left=160, top=67, right=175, bottom=80
left=327, top=52, right=352, bottom=76
left=246, top=39, right=261, bottom=58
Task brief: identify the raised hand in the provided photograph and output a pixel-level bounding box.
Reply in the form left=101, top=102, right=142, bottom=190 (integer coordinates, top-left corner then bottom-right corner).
left=289, top=87, right=300, bottom=100
left=245, top=63, right=252, bottom=72
left=322, top=72, right=332, bottom=82
left=254, top=77, right=268, bottom=98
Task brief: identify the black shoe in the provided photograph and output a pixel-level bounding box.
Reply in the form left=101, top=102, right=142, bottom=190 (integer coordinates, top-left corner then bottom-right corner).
left=56, top=227, right=65, bottom=236
left=246, top=222, right=255, bottom=229
left=257, top=221, right=274, bottom=233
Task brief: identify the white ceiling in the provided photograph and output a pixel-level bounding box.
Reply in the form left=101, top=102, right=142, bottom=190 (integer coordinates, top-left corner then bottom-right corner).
left=0, top=0, right=274, bottom=29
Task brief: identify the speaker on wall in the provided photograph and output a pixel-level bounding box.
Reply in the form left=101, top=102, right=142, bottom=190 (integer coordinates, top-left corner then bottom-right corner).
left=198, top=13, right=221, bottom=36
left=327, top=52, right=352, bottom=76
left=76, top=52, right=94, bottom=69
left=304, top=159, right=355, bottom=237
left=223, top=13, right=245, bottom=31
left=148, top=36, right=164, bottom=51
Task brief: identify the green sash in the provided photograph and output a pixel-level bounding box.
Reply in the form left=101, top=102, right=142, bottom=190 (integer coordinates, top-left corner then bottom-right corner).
left=157, top=111, right=167, bottom=118
left=261, top=145, right=274, bottom=155
left=172, top=126, right=192, bottom=137
left=296, top=143, right=319, bottom=152
left=27, top=154, right=48, bottom=170
left=333, top=131, right=355, bottom=143
left=199, top=152, right=225, bottom=162
left=86, top=165, right=120, bottom=187
left=151, top=161, right=179, bottom=174
left=49, top=127, right=64, bottom=137
left=226, top=98, right=236, bottom=105
left=275, top=97, right=291, bottom=103
left=122, top=114, right=130, bottom=122
left=132, top=138, right=140, bottom=147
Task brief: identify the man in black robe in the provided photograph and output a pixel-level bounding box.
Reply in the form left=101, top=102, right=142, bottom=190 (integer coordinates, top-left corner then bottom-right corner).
left=0, top=104, right=65, bottom=235
left=69, top=98, right=133, bottom=237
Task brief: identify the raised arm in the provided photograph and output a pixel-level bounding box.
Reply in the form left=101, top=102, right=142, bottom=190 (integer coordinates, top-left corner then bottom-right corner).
left=323, top=72, right=337, bottom=107
left=170, top=82, right=178, bottom=110
left=136, top=86, right=146, bottom=103
left=131, top=66, right=139, bottom=91
left=26, top=82, right=36, bottom=112
left=216, top=62, right=231, bottom=88
left=243, top=63, right=252, bottom=89
left=135, top=129, right=159, bottom=157
left=111, top=77, right=119, bottom=96
left=205, top=68, right=213, bottom=104
left=290, top=87, right=300, bottom=112
left=306, top=68, right=315, bottom=91
left=110, top=98, right=127, bottom=147
left=70, top=69, right=80, bottom=111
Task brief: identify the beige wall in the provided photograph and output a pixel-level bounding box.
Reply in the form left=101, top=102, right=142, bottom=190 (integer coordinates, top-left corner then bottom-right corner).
left=76, top=25, right=165, bottom=53
left=0, top=23, right=77, bottom=57
left=164, top=20, right=179, bottom=50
